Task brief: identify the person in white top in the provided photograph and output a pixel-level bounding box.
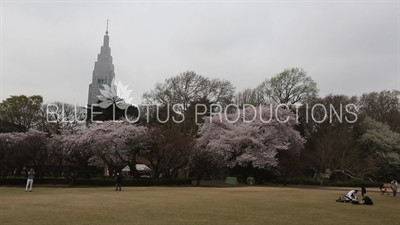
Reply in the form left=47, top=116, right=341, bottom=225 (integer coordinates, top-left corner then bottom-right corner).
left=390, top=179, right=397, bottom=197
left=25, top=168, right=35, bottom=192
left=345, top=190, right=358, bottom=201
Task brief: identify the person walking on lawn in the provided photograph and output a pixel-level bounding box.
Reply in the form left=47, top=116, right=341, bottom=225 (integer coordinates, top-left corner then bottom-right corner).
left=25, top=168, right=35, bottom=192
left=391, top=179, right=398, bottom=197
left=115, top=173, right=123, bottom=191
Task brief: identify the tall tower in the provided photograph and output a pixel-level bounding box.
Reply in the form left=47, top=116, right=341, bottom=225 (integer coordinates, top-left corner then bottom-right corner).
left=87, top=20, right=115, bottom=106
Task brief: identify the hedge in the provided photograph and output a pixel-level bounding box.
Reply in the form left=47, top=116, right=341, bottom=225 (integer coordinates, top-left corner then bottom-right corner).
left=0, top=177, right=192, bottom=187
left=269, top=177, right=382, bottom=187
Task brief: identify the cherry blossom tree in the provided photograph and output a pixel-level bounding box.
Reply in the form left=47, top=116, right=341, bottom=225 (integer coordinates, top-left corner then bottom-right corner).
left=73, top=120, right=149, bottom=177
left=142, top=126, right=193, bottom=178
left=81, top=121, right=127, bottom=175
left=52, top=129, right=96, bottom=182
left=112, top=122, right=148, bottom=177
left=196, top=104, right=306, bottom=170
left=189, top=146, right=221, bottom=186
left=0, top=129, right=49, bottom=177
left=0, top=132, right=25, bottom=176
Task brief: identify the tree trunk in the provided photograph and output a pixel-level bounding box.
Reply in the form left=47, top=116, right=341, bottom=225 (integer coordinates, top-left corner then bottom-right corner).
left=66, top=174, right=77, bottom=187
left=129, top=163, right=138, bottom=178
left=105, top=162, right=114, bottom=177
left=196, top=175, right=202, bottom=186
left=283, top=176, right=287, bottom=186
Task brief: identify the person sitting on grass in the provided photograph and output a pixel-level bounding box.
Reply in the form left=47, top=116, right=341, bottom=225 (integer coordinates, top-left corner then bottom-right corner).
left=345, top=189, right=358, bottom=202
left=360, top=196, right=373, bottom=205
left=379, top=183, right=390, bottom=195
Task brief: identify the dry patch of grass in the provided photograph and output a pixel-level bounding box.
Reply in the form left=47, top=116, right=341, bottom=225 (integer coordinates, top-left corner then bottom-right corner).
left=0, top=186, right=399, bottom=225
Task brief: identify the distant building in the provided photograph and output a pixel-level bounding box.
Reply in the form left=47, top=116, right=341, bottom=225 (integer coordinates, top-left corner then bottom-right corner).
left=87, top=21, right=116, bottom=106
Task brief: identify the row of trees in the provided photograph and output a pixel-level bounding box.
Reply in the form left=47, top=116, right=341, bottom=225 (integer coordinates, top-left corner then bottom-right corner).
left=1, top=68, right=399, bottom=184
left=0, top=106, right=303, bottom=185
left=141, top=69, right=400, bottom=182
left=0, top=121, right=191, bottom=179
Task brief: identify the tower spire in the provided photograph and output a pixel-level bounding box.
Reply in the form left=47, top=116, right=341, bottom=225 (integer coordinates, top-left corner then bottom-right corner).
left=88, top=21, right=115, bottom=106
left=106, top=19, right=109, bottom=35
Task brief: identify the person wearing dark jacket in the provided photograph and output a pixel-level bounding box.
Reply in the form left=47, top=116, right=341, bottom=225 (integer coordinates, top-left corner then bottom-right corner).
left=361, top=196, right=373, bottom=205
left=115, top=173, right=122, bottom=191
left=361, top=185, right=367, bottom=198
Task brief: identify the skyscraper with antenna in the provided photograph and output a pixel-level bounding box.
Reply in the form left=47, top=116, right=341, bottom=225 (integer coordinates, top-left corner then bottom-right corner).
left=87, top=20, right=116, bottom=106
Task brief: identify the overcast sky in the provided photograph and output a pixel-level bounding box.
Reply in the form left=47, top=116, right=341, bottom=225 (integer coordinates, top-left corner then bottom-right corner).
left=1, top=1, right=399, bottom=107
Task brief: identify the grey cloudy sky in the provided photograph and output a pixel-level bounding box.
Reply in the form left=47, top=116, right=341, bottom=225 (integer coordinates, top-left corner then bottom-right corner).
left=1, top=1, right=399, bottom=106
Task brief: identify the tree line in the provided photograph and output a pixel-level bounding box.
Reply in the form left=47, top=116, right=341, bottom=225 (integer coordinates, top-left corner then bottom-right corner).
left=1, top=68, right=399, bottom=185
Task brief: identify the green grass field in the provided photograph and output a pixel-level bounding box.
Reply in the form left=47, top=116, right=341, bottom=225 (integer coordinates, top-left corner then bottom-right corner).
left=1, top=185, right=399, bottom=225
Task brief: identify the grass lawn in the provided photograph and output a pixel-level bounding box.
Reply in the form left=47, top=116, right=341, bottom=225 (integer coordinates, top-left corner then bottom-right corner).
left=0, top=185, right=399, bottom=225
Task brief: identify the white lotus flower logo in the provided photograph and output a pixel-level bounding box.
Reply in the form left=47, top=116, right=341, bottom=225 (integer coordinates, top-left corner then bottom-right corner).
left=97, top=78, right=134, bottom=110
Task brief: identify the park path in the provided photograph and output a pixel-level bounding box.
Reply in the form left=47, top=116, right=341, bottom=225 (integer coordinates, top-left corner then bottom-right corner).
left=194, top=180, right=383, bottom=193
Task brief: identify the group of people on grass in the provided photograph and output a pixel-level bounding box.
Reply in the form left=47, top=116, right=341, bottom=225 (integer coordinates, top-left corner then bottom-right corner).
left=337, top=179, right=398, bottom=205
left=23, top=167, right=398, bottom=198
left=340, top=189, right=373, bottom=205
left=380, top=180, right=398, bottom=197
left=23, top=168, right=125, bottom=192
